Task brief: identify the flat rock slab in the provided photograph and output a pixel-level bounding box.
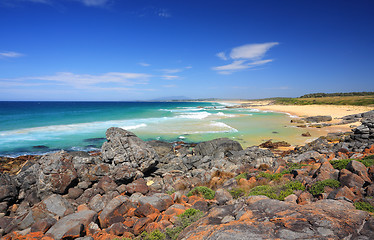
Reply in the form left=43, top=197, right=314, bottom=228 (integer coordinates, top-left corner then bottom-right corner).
left=46, top=210, right=97, bottom=240
left=179, top=198, right=372, bottom=240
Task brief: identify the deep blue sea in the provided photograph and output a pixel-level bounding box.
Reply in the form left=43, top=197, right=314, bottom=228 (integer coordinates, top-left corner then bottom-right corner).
left=0, top=101, right=313, bottom=157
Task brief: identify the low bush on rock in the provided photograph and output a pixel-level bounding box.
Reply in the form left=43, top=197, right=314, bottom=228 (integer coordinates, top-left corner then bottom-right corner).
left=187, top=186, right=215, bottom=200
left=257, top=172, right=283, bottom=181
left=330, top=156, right=374, bottom=170
left=166, top=208, right=204, bottom=240
left=281, top=163, right=308, bottom=174
left=235, top=172, right=248, bottom=181
left=229, top=188, right=245, bottom=199
left=139, top=229, right=166, bottom=240
left=354, top=201, right=374, bottom=212
left=309, top=179, right=340, bottom=196
left=248, top=181, right=305, bottom=200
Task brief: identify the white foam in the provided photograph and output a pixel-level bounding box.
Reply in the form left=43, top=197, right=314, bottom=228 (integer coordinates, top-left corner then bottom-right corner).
left=178, top=136, right=186, bottom=139
left=177, top=111, right=211, bottom=119
left=210, top=121, right=238, bottom=132
left=216, top=112, right=236, bottom=117
left=121, top=123, right=147, bottom=130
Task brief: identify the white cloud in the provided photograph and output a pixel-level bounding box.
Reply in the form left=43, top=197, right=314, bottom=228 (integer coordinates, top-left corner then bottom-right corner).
left=1, top=72, right=151, bottom=90
left=216, top=52, right=227, bottom=60
left=161, top=75, right=180, bottom=80
left=157, top=8, right=171, bottom=18
left=160, top=68, right=182, bottom=74
left=163, top=84, right=177, bottom=88
left=230, top=42, right=279, bottom=60
left=213, top=42, right=278, bottom=74
left=79, top=0, right=109, bottom=6
left=139, top=62, right=150, bottom=67
left=0, top=51, right=24, bottom=58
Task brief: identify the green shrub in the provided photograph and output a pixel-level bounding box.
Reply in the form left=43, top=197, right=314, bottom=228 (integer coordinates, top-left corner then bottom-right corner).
left=330, top=159, right=352, bottom=170
left=187, top=186, right=215, bottom=200
left=229, top=188, right=245, bottom=199
left=281, top=163, right=308, bottom=174
left=354, top=201, right=374, bottom=212
left=166, top=208, right=204, bottom=240
left=309, top=179, right=340, bottom=196
left=330, top=156, right=374, bottom=170
left=140, top=229, right=165, bottom=240
left=257, top=172, right=283, bottom=181
left=235, top=172, right=248, bottom=180
left=248, top=181, right=305, bottom=201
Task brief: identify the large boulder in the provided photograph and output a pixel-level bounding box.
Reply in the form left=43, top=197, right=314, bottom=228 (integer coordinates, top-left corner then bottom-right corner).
left=46, top=210, right=97, bottom=240
left=229, top=146, right=275, bottom=168
left=178, top=198, right=372, bottom=239
left=0, top=173, right=18, bottom=202
left=304, top=115, right=332, bottom=123
left=194, top=138, right=243, bottom=158
left=37, top=151, right=78, bottom=198
left=101, top=127, right=158, bottom=177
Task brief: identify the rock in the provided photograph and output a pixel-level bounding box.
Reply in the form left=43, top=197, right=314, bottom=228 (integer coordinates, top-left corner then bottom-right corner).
left=126, top=178, right=149, bottom=195
left=37, top=151, right=78, bottom=198
left=138, top=193, right=173, bottom=212
left=328, top=186, right=356, bottom=202
left=97, top=176, right=118, bottom=193
left=229, top=146, right=275, bottom=168
left=284, top=194, right=298, bottom=204
left=0, top=173, right=18, bottom=202
left=30, top=217, right=57, bottom=233
left=147, top=140, right=174, bottom=157
left=134, top=203, right=160, bottom=218
left=214, top=188, right=233, bottom=205
left=15, top=194, right=73, bottom=231
left=304, top=115, right=332, bottom=123
left=194, top=138, right=243, bottom=157
left=346, top=160, right=371, bottom=183
left=106, top=222, right=128, bottom=236
left=101, top=127, right=159, bottom=176
left=178, top=198, right=371, bottom=239
left=99, top=195, right=132, bottom=228
left=293, top=150, right=323, bottom=163
left=301, top=132, right=311, bottom=137
left=259, top=140, right=290, bottom=149
left=313, top=161, right=339, bottom=181
left=296, top=191, right=313, bottom=205
left=68, top=188, right=84, bottom=199
left=339, top=169, right=365, bottom=189
left=46, top=210, right=97, bottom=240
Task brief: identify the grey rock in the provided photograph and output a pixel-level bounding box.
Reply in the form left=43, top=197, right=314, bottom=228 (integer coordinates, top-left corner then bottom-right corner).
left=194, top=138, right=243, bottom=157
left=0, top=173, right=18, bottom=202
left=46, top=210, right=97, bottom=240
left=215, top=188, right=233, bottom=205
left=304, top=115, right=332, bottom=123
left=101, top=127, right=158, bottom=170
left=138, top=193, right=173, bottom=212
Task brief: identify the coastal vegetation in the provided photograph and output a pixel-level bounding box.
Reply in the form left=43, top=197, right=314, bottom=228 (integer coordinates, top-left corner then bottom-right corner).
left=272, top=94, right=374, bottom=106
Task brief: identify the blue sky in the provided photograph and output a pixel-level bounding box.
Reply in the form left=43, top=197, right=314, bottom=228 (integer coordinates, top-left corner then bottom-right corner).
left=0, top=0, right=373, bottom=101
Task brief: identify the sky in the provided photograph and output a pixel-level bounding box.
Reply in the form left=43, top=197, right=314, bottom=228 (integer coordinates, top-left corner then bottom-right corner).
left=0, top=0, right=373, bottom=101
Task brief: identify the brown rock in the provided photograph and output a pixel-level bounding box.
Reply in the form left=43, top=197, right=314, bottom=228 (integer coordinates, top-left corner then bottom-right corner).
left=328, top=186, right=357, bottom=202
left=339, top=169, right=365, bottom=189
left=301, top=132, right=311, bottom=137
left=133, top=217, right=154, bottom=235
left=126, top=178, right=149, bottom=195
left=347, top=160, right=371, bottom=183
left=106, top=222, right=128, bottom=236
left=97, top=176, right=118, bottom=193
left=368, top=166, right=374, bottom=181
left=134, top=203, right=160, bottom=218
left=30, top=217, right=57, bottom=233
left=99, top=195, right=132, bottom=228
left=297, top=191, right=313, bottom=205
left=214, top=188, right=233, bottom=205
left=68, top=188, right=84, bottom=199
left=314, top=161, right=339, bottom=181
left=138, top=193, right=173, bottom=212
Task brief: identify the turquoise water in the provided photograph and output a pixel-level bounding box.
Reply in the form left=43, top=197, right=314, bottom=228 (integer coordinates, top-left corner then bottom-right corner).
left=0, top=101, right=310, bottom=157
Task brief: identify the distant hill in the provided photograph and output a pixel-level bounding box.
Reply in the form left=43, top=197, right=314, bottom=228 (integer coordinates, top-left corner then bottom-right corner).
left=300, top=92, right=374, bottom=98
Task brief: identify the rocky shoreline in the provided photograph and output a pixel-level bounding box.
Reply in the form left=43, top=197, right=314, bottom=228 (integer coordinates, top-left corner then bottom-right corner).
left=1, top=111, right=374, bottom=239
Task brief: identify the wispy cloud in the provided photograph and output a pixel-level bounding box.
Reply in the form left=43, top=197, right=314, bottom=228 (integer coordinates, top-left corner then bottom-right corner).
left=216, top=52, right=227, bottom=60
left=139, top=62, right=150, bottom=67
left=213, top=42, right=279, bottom=74
left=160, top=68, right=183, bottom=74
left=0, top=51, right=24, bottom=59
left=157, top=8, right=171, bottom=18
left=163, top=84, right=177, bottom=88
left=161, top=75, right=180, bottom=80
left=1, top=72, right=151, bottom=90
left=3, top=0, right=112, bottom=7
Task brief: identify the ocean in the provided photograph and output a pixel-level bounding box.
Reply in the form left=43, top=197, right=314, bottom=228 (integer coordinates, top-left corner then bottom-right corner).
left=0, top=101, right=318, bottom=157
